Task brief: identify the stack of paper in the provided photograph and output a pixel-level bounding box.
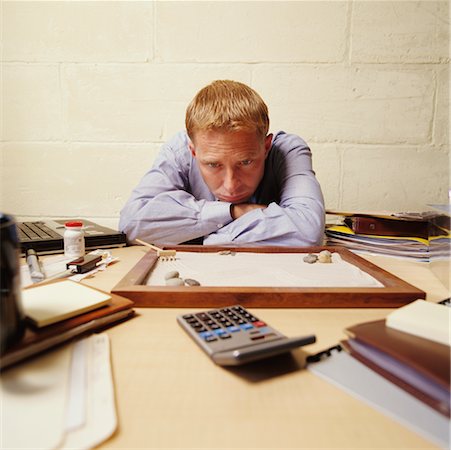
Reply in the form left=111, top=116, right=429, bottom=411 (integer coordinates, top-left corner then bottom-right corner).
left=2, top=280, right=134, bottom=370
left=22, top=280, right=112, bottom=327
left=325, top=209, right=450, bottom=261
left=308, top=300, right=451, bottom=448
left=325, top=224, right=430, bottom=261
left=343, top=311, right=450, bottom=416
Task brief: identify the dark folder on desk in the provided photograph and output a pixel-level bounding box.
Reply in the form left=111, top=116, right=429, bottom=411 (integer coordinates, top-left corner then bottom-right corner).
left=343, top=216, right=430, bottom=239
left=343, top=320, right=450, bottom=416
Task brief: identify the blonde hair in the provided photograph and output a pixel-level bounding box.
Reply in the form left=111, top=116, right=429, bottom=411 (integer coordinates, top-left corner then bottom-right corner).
left=185, top=80, right=269, bottom=139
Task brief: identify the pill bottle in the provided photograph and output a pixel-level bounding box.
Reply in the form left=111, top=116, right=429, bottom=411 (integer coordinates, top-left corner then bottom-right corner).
left=64, top=221, right=85, bottom=258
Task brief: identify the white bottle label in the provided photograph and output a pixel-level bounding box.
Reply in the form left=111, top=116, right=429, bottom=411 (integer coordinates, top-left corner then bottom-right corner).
left=64, top=229, right=85, bottom=258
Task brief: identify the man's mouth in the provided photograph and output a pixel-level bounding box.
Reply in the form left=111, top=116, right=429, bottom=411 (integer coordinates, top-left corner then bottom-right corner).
left=219, top=194, right=248, bottom=203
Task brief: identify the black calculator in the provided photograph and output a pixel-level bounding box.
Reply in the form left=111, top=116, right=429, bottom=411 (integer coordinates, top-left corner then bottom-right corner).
left=177, top=305, right=316, bottom=366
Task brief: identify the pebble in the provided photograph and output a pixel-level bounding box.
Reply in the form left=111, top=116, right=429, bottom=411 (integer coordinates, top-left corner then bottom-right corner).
left=318, top=250, right=332, bottom=263
left=164, top=270, right=180, bottom=280
left=218, top=250, right=236, bottom=256
left=165, top=277, right=185, bottom=286
left=184, top=278, right=201, bottom=286
left=303, top=253, right=318, bottom=264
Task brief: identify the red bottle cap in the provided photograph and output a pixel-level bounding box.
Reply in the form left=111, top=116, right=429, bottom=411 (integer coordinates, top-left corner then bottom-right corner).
left=65, top=221, right=83, bottom=227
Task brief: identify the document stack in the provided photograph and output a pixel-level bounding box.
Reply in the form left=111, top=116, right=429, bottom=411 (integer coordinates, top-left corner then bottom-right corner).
left=325, top=209, right=450, bottom=262
left=342, top=300, right=450, bottom=417
left=2, top=280, right=135, bottom=369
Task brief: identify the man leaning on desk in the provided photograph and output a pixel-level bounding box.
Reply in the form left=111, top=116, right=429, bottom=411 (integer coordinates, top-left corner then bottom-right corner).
left=119, top=80, right=325, bottom=247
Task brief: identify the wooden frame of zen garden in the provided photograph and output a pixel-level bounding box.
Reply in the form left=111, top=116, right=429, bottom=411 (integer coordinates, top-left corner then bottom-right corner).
left=112, top=246, right=425, bottom=308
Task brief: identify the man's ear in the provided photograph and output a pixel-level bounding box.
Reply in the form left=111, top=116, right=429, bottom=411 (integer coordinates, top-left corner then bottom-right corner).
left=264, top=134, right=273, bottom=157
left=188, top=140, right=196, bottom=157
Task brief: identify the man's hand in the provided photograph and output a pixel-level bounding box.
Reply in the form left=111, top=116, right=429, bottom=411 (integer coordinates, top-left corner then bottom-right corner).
left=231, top=203, right=267, bottom=220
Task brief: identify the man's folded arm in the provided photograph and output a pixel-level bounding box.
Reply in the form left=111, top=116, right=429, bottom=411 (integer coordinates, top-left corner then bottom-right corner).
left=119, top=191, right=233, bottom=245
left=203, top=197, right=325, bottom=247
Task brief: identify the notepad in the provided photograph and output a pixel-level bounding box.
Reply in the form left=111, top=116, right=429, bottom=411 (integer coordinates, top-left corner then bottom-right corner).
left=22, top=280, right=111, bottom=327
left=386, top=300, right=451, bottom=346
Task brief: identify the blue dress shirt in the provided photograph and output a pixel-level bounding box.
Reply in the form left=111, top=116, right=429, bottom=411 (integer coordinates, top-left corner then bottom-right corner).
left=119, top=130, right=325, bottom=246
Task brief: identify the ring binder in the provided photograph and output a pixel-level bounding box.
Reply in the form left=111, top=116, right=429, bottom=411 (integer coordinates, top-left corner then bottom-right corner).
left=306, top=344, right=342, bottom=363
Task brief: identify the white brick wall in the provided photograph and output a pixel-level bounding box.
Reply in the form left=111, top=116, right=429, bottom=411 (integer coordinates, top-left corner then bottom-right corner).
left=1, top=1, right=449, bottom=229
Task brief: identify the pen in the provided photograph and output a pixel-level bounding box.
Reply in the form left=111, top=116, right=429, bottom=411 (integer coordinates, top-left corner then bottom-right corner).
left=30, top=269, right=73, bottom=286
left=25, top=249, right=45, bottom=283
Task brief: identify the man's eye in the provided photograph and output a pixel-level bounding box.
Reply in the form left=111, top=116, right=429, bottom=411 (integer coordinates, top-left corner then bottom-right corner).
left=240, top=160, right=252, bottom=166
left=207, top=162, right=220, bottom=168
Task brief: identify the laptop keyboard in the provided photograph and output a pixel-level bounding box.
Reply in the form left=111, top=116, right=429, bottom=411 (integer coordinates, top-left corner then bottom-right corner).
left=18, top=222, right=61, bottom=241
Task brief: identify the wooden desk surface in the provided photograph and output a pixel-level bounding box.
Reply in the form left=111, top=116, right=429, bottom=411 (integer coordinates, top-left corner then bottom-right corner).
left=81, top=246, right=448, bottom=449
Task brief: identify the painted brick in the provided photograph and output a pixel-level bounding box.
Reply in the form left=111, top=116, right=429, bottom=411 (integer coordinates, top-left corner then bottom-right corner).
left=61, top=64, right=251, bottom=142
left=253, top=65, right=435, bottom=144
left=2, top=64, right=62, bottom=141
left=310, top=144, right=342, bottom=209
left=2, top=2, right=153, bottom=62
left=1, top=142, right=160, bottom=217
left=341, top=146, right=449, bottom=211
left=156, top=2, right=347, bottom=62
left=434, top=66, right=449, bottom=147
left=351, top=1, right=448, bottom=63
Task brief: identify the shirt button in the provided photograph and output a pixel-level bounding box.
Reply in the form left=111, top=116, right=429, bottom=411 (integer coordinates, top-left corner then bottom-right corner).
left=217, top=224, right=223, bottom=229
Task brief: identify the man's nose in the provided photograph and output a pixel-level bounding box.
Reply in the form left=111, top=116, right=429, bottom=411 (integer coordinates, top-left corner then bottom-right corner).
left=223, top=168, right=239, bottom=193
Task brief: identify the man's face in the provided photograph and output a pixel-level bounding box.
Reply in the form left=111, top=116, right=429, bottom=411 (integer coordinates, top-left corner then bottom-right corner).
left=189, top=129, right=272, bottom=203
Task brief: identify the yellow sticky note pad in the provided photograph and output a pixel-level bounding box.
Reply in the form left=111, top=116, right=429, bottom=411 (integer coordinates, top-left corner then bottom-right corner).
left=22, top=280, right=111, bottom=327
left=386, top=299, right=451, bottom=346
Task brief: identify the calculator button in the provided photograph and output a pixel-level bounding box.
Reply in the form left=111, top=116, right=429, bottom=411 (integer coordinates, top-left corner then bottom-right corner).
left=214, top=329, right=227, bottom=336
left=227, top=326, right=240, bottom=333
left=210, top=324, right=220, bottom=330
left=205, top=336, right=218, bottom=342
left=199, top=331, right=214, bottom=339
left=182, top=314, right=194, bottom=319
left=219, top=333, right=231, bottom=339
left=250, top=334, right=265, bottom=340
left=196, top=313, right=209, bottom=321
left=254, top=321, right=266, bottom=327
left=258, top=327, right=270, bottom=334
left=240, top=323, right=254, bottom=330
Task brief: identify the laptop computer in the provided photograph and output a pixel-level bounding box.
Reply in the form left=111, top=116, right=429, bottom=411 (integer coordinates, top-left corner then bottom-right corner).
left=18, top=219, right=127, bottom=255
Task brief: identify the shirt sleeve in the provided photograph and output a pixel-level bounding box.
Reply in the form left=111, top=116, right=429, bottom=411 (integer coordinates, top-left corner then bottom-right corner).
left=119, top=134, right=233, bottom=245
left=203, top=133, right=325, bottom=247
